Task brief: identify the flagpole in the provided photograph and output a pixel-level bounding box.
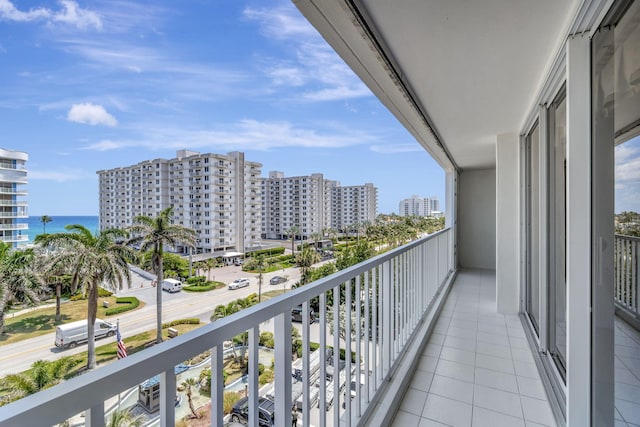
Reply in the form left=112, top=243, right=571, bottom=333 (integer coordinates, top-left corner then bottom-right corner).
left=117, top=319, right=121, bottom=411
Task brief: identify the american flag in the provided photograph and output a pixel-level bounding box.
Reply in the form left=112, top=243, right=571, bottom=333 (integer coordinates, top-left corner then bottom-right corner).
left=116, top=322, right=127, bottom=359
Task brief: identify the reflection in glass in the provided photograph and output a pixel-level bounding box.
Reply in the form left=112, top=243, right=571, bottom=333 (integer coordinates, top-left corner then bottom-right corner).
left=526, top=123, right=541, bottom=334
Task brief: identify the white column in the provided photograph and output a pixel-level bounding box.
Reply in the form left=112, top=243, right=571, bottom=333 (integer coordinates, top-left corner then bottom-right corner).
left=566, top=33, right=591, bottom=427
left=496, top=132, right=520, bottom=314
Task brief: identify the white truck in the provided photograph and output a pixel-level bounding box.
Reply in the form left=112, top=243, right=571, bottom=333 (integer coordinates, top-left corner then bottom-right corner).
left=161, top=278, right=182, bottom=293
left=54, top=319, right=117, bottom=349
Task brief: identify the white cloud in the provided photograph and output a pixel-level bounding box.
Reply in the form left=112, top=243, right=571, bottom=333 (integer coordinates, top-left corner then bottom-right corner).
left=67, top=103, right=118, bottom=127
left=29, top=168, right=85, bottom=182
left=0, top=0, right=101, bottom=30
left=370, top=144, right=423, bottom=154
left=82, top=119, right=377, bottom=152
left=244, top=4, right=371, bottom=102
left=243, top=5, right=318, bottom=40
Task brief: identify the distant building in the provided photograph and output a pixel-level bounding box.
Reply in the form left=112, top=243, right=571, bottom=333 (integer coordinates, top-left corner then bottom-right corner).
left=0, top=149, right=28, bottom=247
left=329, top=182, right=378, bottom=231
left=98, top=150, right=262, bottom=255
left=399, top=195, right=440, bottom=217
left=261, top=172, right=378, bottom=239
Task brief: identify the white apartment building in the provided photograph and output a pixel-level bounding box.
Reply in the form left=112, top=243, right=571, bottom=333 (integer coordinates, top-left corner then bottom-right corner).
left=261, top=173, right=378, bottom=239
left=398, top=195, right=440, bottom=217
left=329, top=182, right=377, bottom=230
left=0, top=149, right=28, bottom=247
left=261, top=171, right=326, bottom=239
left=98, top=150, right=262, bottom=254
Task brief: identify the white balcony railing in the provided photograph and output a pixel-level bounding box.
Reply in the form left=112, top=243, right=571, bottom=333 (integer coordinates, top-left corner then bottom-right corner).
left=615, top=234, right=640, bottom=317
left=0, top=229, right=453, bottom=427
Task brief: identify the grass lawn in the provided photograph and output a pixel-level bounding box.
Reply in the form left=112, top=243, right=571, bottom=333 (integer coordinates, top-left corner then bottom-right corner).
left=0, top=296, right=145, bottom=346
left=260, top=289, right=288, bottom=300
left=66, top=323, right=200, bottom=377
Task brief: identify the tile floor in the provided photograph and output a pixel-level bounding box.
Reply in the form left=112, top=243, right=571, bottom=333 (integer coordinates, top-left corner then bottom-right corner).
left=391, top=269, right=557, bottom=427
left=615, top=315, right=640, bottom=427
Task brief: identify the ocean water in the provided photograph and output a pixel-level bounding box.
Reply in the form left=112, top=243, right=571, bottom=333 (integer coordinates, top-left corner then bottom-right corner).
left=22, top=216, right=99, bottom=244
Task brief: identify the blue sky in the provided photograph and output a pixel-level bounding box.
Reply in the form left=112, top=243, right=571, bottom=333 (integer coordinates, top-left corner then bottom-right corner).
left=0, top=0, right=445, bottom=216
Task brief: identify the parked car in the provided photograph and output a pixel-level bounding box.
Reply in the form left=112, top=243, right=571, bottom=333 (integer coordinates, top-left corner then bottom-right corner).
left=229, top=396, right=275, bottom=426
left=233, top=259, right=244, bottom=266
left=291, top=304, right=316, bottom=323
left=269, top=275, right=287, bottom=285
left=228, top=278, right=251, bottom=290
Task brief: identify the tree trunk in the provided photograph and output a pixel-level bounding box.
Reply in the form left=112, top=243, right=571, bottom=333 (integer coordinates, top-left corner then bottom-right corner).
left=87, top=281, right=99, bottom=370
left=156, top=250, right=164, bottom=344
left=55, top=284, right=61, bottom=322
left=0, top=309, right=5, bottom=336
left=187, top=389, right=198, bottom=418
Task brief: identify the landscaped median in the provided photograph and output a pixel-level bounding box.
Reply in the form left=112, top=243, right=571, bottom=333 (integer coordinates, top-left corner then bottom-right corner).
left=0, top=291, right=144, bottom=346
left=182, top=276, right=225, bottom=292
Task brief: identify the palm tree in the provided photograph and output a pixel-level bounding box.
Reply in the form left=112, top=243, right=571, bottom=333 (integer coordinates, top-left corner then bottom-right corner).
left=296, top=246, right=320, bottom=286
left=181, top=377, right=200, bottom=419
left=35, top=225, right=133, bottom=370
left=255, top=254, right=266, bottom=302
left=286, top=226, right=299, bottom=255
left=106, top=408, right=143, bottom=427
left=40, top=215, right=52, bottom=234
left=0, top=243, right=46, bottom=335
left=127, top=207, right=196, bottom=344
left=2, top=357, right=75, bottom=402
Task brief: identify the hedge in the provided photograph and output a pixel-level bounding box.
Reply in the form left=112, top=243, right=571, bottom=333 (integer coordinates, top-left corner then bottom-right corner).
left=246, top=247, right=285, bottom=257
left=183, top=282, right=222, bottom=292
left=162, top=318, right=200, bottom=328
left=105, top=296, right=140, bottom=316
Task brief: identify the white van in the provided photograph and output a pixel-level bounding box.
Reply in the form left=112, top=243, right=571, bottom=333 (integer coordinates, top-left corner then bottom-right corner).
left=162, top=278, right=182, bottom=293
left=54, top=319, right=116, bottom=349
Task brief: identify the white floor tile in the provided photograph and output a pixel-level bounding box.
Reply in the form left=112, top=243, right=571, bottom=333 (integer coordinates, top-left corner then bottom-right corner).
left=476, top=353, right=516, bottom=375
left=400, top=388, right=428, bottom=416
left=475, top=367, right=519, bottom=393
left=472, top=406, right=526, bottom=427
left=391, top=410, right=421, bottom=427
left=514, top=359, right=540, bottom=379
left=417, top=355, right=439, bottom=373
left=439, top=346, right=476, bottom=366
left=435, top=359, right=475, bottom=383
left=418, top=418, right=450, bottom=427
left=516, top=376, right=547, bottom=400
left=422, top=393, right=472, bottom=427
left=429, top=374, right=474, bottom=404
left=618, top=398, right=640, bottom=425
left=474, top=384, right=523, bottom=418
left=477, top=331, right=511, bottom=346
left=443, top=335, right=477, bottom=352
left=409, top=369, right=434, bottom=392
left=521, top=396, right=556, bottom=426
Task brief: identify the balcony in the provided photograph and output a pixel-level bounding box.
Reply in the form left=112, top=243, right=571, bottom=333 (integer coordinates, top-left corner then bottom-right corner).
left=0, top=230, right=457, bottom=427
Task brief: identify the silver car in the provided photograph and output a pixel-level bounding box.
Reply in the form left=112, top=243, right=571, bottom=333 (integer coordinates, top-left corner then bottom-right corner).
left=228, top=278, right=250, bottom=290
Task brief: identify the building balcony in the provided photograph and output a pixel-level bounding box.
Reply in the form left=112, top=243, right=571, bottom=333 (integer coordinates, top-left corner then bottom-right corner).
left=0, top=229, right=457, bottom=427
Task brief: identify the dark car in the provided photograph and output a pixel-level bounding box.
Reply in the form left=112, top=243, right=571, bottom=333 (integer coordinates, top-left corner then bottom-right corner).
left=291, top=304, right=316, bottom=323
left=230, top=396, right=275, bottom=426
left=269, top=275, right=287, bottom=285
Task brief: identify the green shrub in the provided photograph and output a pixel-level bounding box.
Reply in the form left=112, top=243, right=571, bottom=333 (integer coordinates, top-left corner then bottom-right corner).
left=259, top=332, right=274, bottom=349
left=185, top=276, right=207, bottom=285
left=223, top=391, right=242, bottom=414
left=246, top=247, right=285, bottom=257
left=69, top=293, right=84, bottom=301
left=259, top=369, right=274, bottom=385
left=105, top=296, right=140, bottom=316
left=162, top=318, right=200, bottom=328
left=99, top=288, right=113, bottom=297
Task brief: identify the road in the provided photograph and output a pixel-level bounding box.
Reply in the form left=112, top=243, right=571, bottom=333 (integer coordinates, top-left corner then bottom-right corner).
left=0, top=264, right=304, bottom=377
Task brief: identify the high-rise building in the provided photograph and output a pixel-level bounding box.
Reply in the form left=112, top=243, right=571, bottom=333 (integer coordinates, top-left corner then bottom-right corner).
left=261, top=172, right=377, bottom=239
left=398, top=195, right=440, bottom=217
left=261, top=171, right=326, bottom=239
left=0, top=149, right=28, bottom=247
left=330, top=183, right=378, bottom=230
left=98, top=150, right=262, bottom=254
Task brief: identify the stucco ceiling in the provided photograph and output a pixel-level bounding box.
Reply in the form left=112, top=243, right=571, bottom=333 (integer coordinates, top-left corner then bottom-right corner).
left=295, top=0, right=581, bottom=170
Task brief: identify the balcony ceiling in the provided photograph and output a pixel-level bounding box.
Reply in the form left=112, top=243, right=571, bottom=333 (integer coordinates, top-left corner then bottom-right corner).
left=294, top=0, right=580, bottom=170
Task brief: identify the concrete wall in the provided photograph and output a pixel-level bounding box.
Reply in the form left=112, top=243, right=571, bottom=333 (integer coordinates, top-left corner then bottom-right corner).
left=458, top=168, right=496, bottom=269
left=496, top=133, right=520, bottom=314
